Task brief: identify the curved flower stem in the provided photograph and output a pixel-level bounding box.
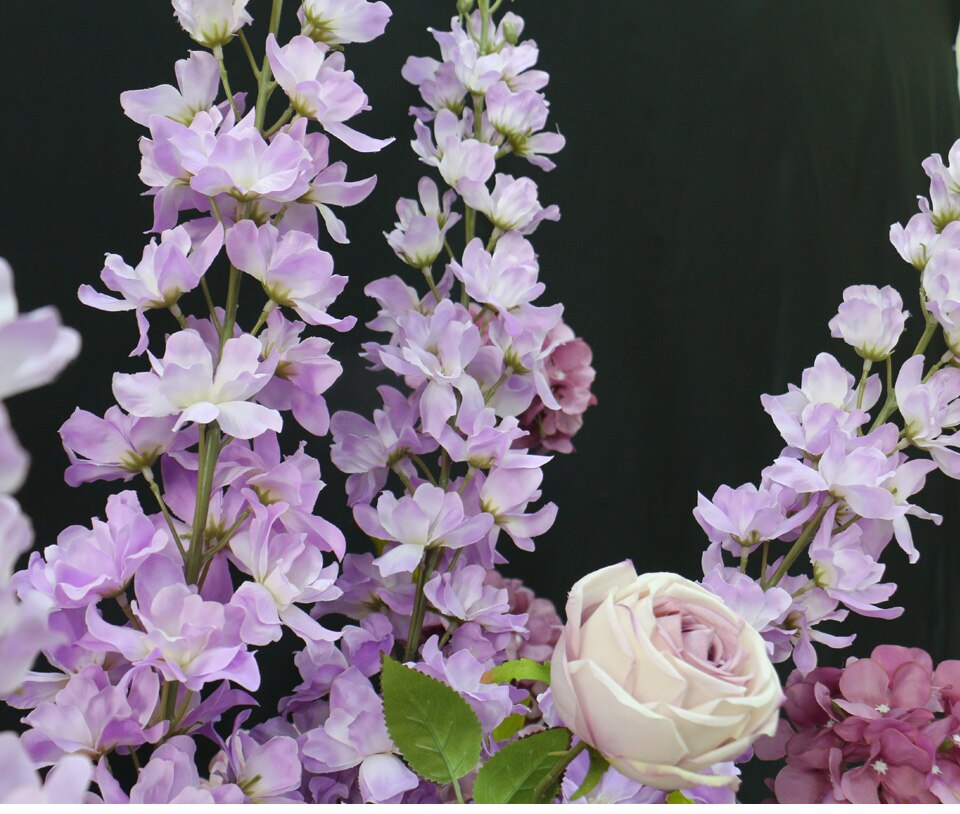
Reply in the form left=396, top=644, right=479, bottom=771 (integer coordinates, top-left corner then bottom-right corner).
left=531, top=739, right=587, bottom=804
left=200, top=279, right=222, bottom=331
left=422, top=266, right=441, bottom=301
left=408, top=453, right=438, bottom=486
left=254, top=0, right=285, bottom=133
left=265, top=106, right=295, bottom=137
left=403, top=548, right=442, bottom=661
left=219, top=265, right=242, bottom=354
left=451, top=776, right=465, bottom=805
left=169, top=304, right=189, bottom=329
left=856, top=359, right=872, bottom=411
left=160, top=679, right=180, bottom=728
left=762, top=498, right=833, bottom=589
left=238, top=31, right=261, bottom=79
left=142, top=466, right=186, bottom=558
left=185, top=424, right=222, bottom=585
left=250, top=302, right=277, bottom=336
left=213, top=46, right=241, bottom=120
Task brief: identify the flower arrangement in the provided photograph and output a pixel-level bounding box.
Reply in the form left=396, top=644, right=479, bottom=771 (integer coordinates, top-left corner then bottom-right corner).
left=0, top=0, right=959, bottom=806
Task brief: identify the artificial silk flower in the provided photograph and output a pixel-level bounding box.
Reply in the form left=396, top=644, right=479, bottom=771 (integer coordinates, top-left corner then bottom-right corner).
left=412, top=109, right=497, bottom=190
left=0, top=733, right=91, bottom=804
left=459, top=174, right=560, bottom=234
left=121, top=50, right=221, bottom=127
left=827, top=284, right=907, bottom=362
left=301, top=0, right=393, bottom=46
left=172, top=0, right=253, bottom=47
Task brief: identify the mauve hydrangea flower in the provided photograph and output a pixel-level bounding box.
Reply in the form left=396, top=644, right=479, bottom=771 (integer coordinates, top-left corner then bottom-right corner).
left=895, top=355, right=960, bottom=476
left=266, top=35, right=393, bottom=153
left=83, top=556, right=259, bottom=692
left=300, top=667, right=419, bottom=804
left=301, top=0, right=392, bottom=45
left=0, top=733, right=91, bottom=804
left=210, top=728, right=303, bottom=803
left=112, top=329, right=281, bottom=440
left=226, top=221, right=354, bottom=329
left=460, top=174, right=559, bottom=235
left=79, top=223, right=223, bottom=355
left=828, top=284, right=907, bottom=362
left=479, top=467, right=557, bottom=553
left=412, top=109, right=496, bottom=190
left=60, top=407, right=189, bottom=487
left=889, top=213, right=960, bottom=270
left=21, top=665, right=165, bottom=764
left=121, top=50, right=220, bottom=127
left=424, top=564, right=527, bottom=637
left=172, top=0, right=253, bottom=47
left=15, top=491, right=168, bottom=609
left=354, top=483, right=493, bottom=576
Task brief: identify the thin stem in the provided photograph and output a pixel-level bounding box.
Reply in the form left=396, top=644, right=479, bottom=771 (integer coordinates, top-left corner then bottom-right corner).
left=763, top=499, right=833, bottom=589
left=219, top=265, right=242, bottom=353
left=403, top=548, right=441, bottom=661
left=115, top=592, right=142, bottom=630
left=451, top=776, right=465, bottom=805
left=238, top=31, right=261, bottom=78
left=185, top=424, right=222, bottom=585
left=739, top=545, right=750, bottom=574
left=160, top=680, right=179, bottom=726
left=392, top=463, right=415, bottom=494
left=856, top=359, right=872, bottom=411
left=265, top=106, right=295, bottom=137
left=200, top=278, right=223, bottom=331
left=202, top=508, right=252, bottom=567
left=408, top=454, right=438, bottom=486
left=129, top=748, right=141, bottom=773
left=169, top=304, right=189, bottom=329
left=143, top=467, right=186, bottom=559
left=483, top=371, right=509, bottom=402
left=213, top=46, right=241, bottom=120
left=422, top=266, right=441, bottom=301
left=438, top=620, right=461, bottom=650
left=439, top=450, right=451, bottom=489
left=254, top=0, right=285, bottom=132
left=760, top=540, right=769, bottom=581
left=531, top=740, right=588, bottom=804
left=458, top=467, right=476, bottom=496
left=251, top=302, right=276, bottom=336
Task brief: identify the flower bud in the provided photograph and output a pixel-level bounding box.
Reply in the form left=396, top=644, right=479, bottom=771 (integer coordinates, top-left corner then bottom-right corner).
left=457, top=0, right=475, bottom=15
left=502, top=18, right=519, bottom=45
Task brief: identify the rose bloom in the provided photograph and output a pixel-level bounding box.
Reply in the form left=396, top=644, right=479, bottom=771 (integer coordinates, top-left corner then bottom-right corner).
left=550, top=563, right=783, bottom=791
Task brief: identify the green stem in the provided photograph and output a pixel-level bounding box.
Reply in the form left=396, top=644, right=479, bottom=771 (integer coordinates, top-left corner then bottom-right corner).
left=451, top=776, right=465, bottom=805
left=403, top=548, right=441, bottom=661
left=213, top=46, right=241, bottom=120
left=185, top=424, right=222, bottom=585
left=143, top=467, right=186, bottom=559
left=408, top=454, right=438, bottom=486
left=251, top=302, right=276, bottom=336
left=219, top=265, right=242, bottom=353
left=264, top=106, right=295, bottom=137
left=200, top=278, right=222, bottom=331
left=238, top=31, right=261, bottom=78
left=254, top=0, right=285, bottom=132
left=169, top=304, right=189, bottom=329
left=760, top=540, right=769, bottom=581
left=439, top=450, right=451, bottom=488
left=763, top=499, right=833, bottom=589
left=160, top=680, right=179, bottom=726
left=739, top=545, right=750, bottom=574
left=392, top=463, right=415, bottom=494
left=422, top=266, right=441, bottom=301
left=531, top=740, right=588, bottom=804
left=115, top=593, right=142, bottom=629
left=856, top=359, right=872, bottom=411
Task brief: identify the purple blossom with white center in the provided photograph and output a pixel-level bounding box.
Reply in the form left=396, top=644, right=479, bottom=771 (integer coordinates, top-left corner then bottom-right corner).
left=210, top=728, right=303, bottom=803
left=229, top=502, right=341, bottom=645
left=78, top=222, right=223, bottom=355
left=172, top=0, right=253, bottom=47
left=761, top=352, right=880, bottom=455
left=225, top=220, right=354, bottom=329
left=429, top=18, right=510, bottom=94
left=921, top=249, right=960, bottom=353
left=330, top=386, right=436, bottom=506
left=354, top=483, right=493, bottom=576
left=300, top=667, right=419, bottom=804
left=776, top=575, right=855, bottom=674
left=415, top=636, right=523, bottom=735
left=808, top=505, right=902, bottom=619
left=190, top=113, right=314, bottom=202
left=478, top=466, right=558, bottom=553
left=112, top=329, right=281, bottom=440
left=363, top=275, right=434, bottom=342
left=20, top=665, right=165, bottom=765
left=889, top=213, right=960, bottom=270
left=83, top=556, right=259, bottom=691
left=266, top=35, right=393, bottom=153
left=121, top=50, right=220, bottom=127
left=485, top=81, right=565, bottom=171
left=921, top=149, right=960, bottom=230
left=460, top=174, right=559, bottom=234
left=402, top=56, right=468, bottom=121
left=301, top=0, right=392, bottom=45
left=451, top=233, right=544, bottom=334
left=376, top=299, right=485, bottom=437
left=385, top=178, right=461, bottom=268
left=0, top=733, right=91, bottom=804
left=255, top=309, right=343, bottom=436
left=59, top=407, right=189, bottom=487
left=412, top=109, right=496, bottom=190
left=340, top=613, right=394, bottom=676
left=440, top=408, right=550, bottom=470
left=895, top=354, right=960, bottom=476
left=485, top=571, right=563, bottom=662
left=317, top=552, right=416, bottom=624
left=424, top=564, right=528, bottom=636
left=694, top=481, right=816, bottom=554
left=14, top=491, right=168, bottom=609
left=827, top=284, right=908, bottom=362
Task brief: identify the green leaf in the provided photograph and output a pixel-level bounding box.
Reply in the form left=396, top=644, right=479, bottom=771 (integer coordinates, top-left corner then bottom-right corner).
left=482, top=658, right=551, bottom=686
left=570, top=746, right=610, bottom=801
left=380, top=656, right=482, bottom=784
left=667, top=790, right=696, bottom=804
left=491, top=712, right=527, bottom=742
left=473, top=727, right=572, bottom=804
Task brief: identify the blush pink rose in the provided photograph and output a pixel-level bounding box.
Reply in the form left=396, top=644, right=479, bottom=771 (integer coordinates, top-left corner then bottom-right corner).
left=550, top=563, right=783, bottom=791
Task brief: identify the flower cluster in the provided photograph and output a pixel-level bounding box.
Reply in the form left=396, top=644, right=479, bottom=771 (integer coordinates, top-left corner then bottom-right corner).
left=759, top=645, right=960, bottom=803
left=696, top=142, right=960, bottom=674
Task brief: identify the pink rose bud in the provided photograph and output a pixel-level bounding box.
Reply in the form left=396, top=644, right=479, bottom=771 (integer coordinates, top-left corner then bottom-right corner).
left=550, top=563, right=784, bottom=791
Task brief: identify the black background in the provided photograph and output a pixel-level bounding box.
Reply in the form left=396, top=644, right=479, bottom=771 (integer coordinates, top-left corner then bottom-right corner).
left=3, top=0, right=960, bottom=800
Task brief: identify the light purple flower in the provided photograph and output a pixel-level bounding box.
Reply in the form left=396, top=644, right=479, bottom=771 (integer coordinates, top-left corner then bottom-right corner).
left=440, top=408, right=550, bottom=471
left=172, top=0, right=252, bottom=47
left=83, top=556, right=259, bottom=691
left=486, top=571, right=563, bottom=662
left=0, top=733, right=91, bottom=804
left=21, top=665, right=164, bottom=764
left=112, top=329, right=281, bottom=440
left=460, top=174, right=559, bottom=234
left=59, top=407, right=189, bottom=487
left=895, top=354, right=960, bottom=476
left=828, top=284, right=907, bottom=361
left=229, top=502, right=341, bottom=645
left=226, top=221, right=353, bottom=329
left=486, top=81, right=565, bottom=171
left=424, top=564, right=527, bottom=636
left=300, top=667, right=419, bottom=804
left=317, top=552, right=416, bottom=623
left=386, top=177, right=460, bottom=270
left=266, top=35, right=393, bottom=153
left=479, top=467, right=558, bottom=552
left=301, top=0, right=392, bottom=45
left=210, top=729, right=303, bottom=803
left=921, top=249, right=960, bottom=353
left=889, top=213, right=960, bottom=270
left=79, top=223, right=223, bottom=355
left=354, top=483, right=494, bottom=576
left=121, top=50, right=220, bottom=127
left=560, top=748, right=665, bottom=804
left=921, top=149, right=960, bottom=231
left=15, top=491, right=168, bottom=609
left=402, top=56, right=468, bottom=122
left=412, top=109, right=496, bottom=190
left=340, top=613, right=394, bottom=677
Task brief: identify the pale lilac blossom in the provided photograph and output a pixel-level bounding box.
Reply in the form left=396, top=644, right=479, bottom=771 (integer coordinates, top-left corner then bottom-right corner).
left=478, top=467, right=558, bottom=553
left=424, top=564, right=527, bottom=635
left=889, top=213, right=960, bottom=270
left=210, top=728, right=303, bottom=803
left=172, top=0, right=253, bottom=47
left=412, top=109, right=496, bottom=190
left=828, top=284, right=907, bottom=361
left=460, top=174, right=559, bottom=234
left=121, top=50, right=221, bottom=127
left=895, top=354, right=960, bottom=476
left=301, top=0, right=392, bottom=45
left=0, top=733, right=91, bottom=804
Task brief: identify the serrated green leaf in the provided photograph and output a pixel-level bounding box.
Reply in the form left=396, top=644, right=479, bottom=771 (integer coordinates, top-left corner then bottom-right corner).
left=482, top=658, right=551, bottom=686
left=492, top=712, right=527, bottom=742
left=570, top=746, right=610, bottom=801
left=473, top=727, right=572, bottom=804
left=380, top=656, right=482, bottom=784
left=667, top=790, right=696, bottom=804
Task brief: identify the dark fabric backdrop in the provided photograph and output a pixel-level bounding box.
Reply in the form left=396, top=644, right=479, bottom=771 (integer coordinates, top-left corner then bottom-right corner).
left=3, top=0, right=960, bottom=800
